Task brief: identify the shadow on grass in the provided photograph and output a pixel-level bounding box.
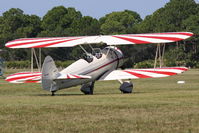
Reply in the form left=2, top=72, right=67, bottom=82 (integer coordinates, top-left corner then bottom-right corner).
left=30, top=93, right=84, bottom=97
left=30, top=91, right=147, bottom=97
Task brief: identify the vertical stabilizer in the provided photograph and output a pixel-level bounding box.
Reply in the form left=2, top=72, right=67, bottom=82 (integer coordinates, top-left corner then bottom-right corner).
left=42, top=56, right=59, bottom=92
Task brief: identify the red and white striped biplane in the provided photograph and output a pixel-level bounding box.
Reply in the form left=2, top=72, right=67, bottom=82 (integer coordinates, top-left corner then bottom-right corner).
left=5, top=32, right=193, bottom=95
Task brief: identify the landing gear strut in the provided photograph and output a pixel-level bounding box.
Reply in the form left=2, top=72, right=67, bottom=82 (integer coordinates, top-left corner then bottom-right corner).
left=51, top=91, right=56, bottom=96
left=80, top=82, right=95, bottom=95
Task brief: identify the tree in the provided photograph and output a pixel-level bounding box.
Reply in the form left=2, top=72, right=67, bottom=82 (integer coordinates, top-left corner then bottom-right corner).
left=100, top=10, right=142, bottom=34
left=137, top=0, right=198, bottom=33
left=134, top=0, right=199, bottom=68
left=75, top=16, right=100, bottom=36
left=0, top=8, right=41, bottom=61
left=39, top=6, right=82, bottom=37
left=39, top=6, right=101, bottom=60
left=182, top=4, right=199, bottom=36
left=0, top=2, right=198, bottom=68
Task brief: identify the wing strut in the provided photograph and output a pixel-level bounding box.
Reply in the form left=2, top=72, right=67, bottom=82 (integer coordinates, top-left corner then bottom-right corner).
left=31, top=48, right=33, bottom=72
left=154, top=43, right=165, bottom=68
left=79, top=45, right=89, bottom=54
left=31, top=48, right=42, bottom=72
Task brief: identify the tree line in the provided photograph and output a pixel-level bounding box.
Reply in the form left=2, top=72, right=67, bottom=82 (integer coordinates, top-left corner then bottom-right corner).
left=0, top=0, right=198, bottom=68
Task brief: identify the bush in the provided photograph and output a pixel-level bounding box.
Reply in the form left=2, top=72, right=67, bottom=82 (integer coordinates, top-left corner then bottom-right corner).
left=134, top=60, right=154, bottom=68
left=5, top=60, right=75, bottom=69
left=195, top=62, right=199, bottom=68
left=6, top=60, right=30, bottom=69
left=55, top=60, right=75, bottom=68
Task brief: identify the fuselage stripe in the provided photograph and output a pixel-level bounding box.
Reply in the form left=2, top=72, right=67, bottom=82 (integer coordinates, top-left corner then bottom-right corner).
left=84, top=57, right=122, bottom=75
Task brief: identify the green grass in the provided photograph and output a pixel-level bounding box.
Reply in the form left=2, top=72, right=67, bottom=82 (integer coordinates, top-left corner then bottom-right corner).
left=0, top=69, right=199, bottom=133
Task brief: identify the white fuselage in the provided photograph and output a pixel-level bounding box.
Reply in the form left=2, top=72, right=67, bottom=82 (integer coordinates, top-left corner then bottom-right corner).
left=55, top=46, right=124, bottom=90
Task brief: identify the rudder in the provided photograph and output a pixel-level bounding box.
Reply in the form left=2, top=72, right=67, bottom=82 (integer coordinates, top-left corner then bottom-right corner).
left=41, top=56, right=59, bottom=92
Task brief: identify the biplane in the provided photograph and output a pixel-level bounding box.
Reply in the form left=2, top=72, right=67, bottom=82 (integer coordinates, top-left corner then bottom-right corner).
left=5, top=32, right=193, bottom=95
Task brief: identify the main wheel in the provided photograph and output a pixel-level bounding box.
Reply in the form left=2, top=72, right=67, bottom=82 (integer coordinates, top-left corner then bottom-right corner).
left=80, top=82, right=95, bottom=95
left=119, top=81, right=133, bottom=93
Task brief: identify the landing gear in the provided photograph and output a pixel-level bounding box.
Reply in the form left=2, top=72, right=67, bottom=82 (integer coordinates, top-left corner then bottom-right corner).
left=119, top=81, right=133, bottom=93
left=80, top=82, right=95, bottom=95
left=51, top=91, right=56, bottom=96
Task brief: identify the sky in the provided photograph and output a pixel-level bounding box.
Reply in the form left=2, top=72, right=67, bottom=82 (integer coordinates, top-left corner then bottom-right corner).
left=0, top=0, right=198, bottom=19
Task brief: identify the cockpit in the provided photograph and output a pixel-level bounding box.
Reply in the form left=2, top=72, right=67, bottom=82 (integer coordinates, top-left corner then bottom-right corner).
left=92, top=48, right=102, bottom=59
left=80, top=45, right=123, bottom=63
left=82, top=48, right=103, bottom=63
left=82, top=53, right=94, bottom=63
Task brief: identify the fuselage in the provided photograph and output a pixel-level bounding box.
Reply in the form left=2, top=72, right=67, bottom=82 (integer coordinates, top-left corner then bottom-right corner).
left=55, top=46, right=124, bottom=90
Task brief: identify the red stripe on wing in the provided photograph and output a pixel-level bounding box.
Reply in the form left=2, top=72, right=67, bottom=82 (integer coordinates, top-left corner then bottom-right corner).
left=9, top=72, right=41, bottom=76
left=113, top=36, right=151, bottom=44
left=7, top=38, right=65, bottom=48
left=130, top=35, right=181, bottom=42
left=24, top=80, right=40, bottom=83
left=124, top=71, right=152, bottom=78
left=151, top=32, right=193, bottom=36
left=29, top=38, right=82, bottom=48
left=133, top=70, right=177, bottom=76
left=6, top=74, right=41, bottom=82
left=153, top=67, right=188, bottom=71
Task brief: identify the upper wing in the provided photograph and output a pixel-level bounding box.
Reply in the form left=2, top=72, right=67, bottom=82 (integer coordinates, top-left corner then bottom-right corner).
left=5, top=32, right=193, bottom=48
left=99, top=67, right=188, bottom=81
left=5, top=72, right=91, bottom=83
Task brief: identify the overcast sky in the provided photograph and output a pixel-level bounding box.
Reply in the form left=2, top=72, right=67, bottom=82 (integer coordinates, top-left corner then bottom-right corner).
left=0, top=0, right=198, bottom=19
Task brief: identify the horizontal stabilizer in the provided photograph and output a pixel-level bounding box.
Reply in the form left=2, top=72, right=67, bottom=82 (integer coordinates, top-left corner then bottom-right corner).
left=99, top=67, right=188, bottom=81
left=5, top=72, right=41, bottom=83
left=5, top=32, right=193, bottom=48
left=55, top=74, right=91, bottom=80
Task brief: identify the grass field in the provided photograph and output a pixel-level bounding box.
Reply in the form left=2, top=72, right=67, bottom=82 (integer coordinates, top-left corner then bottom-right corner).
left=0, top=69, right=199, bottom=133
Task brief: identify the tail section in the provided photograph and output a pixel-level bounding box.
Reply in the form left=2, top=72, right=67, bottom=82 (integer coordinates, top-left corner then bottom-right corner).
left=41, top=56, right=59, bottom=92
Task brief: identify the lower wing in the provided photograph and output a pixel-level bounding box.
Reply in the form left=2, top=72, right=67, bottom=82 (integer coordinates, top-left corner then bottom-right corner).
left=5, top=72, right=91, bottom=83
left=6, top=67, right=188, bottom=83
left=5, top=72, right=42, bottom=83
left=99, top=67, right=188, bottom=81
